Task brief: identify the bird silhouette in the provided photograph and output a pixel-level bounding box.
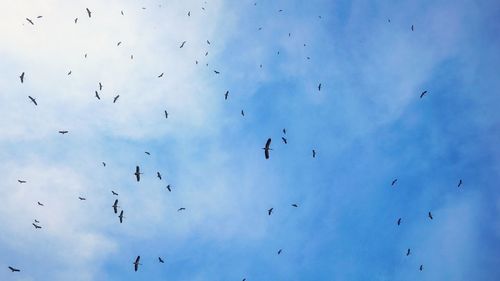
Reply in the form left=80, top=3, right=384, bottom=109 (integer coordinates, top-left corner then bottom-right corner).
left=277, top=249, right=282, bottom=255
left=18, top=180, right=27, bottom=184
left=133, top=256, right=141, bottom=271
left=28, top=96, right=37, bottom=105
left=117, top=41, right=122, bottom=46
left=19, top=72, right=25, bottom=83
left=224, top=91, right=229, bottom=100
left=391, top=179, right=398, bottom=186
left=411, top=25, right=414, bottom=31
left=420, top=265, right=423, bottom=271
left=112, top=199, right=119, bottom=214
left=157, top=172, right=162, bottom=180
left=102, top=162, right=106, bottom=167
left=58, top=130, right=68, bottom=134
left=34, top=219, right=39, bottom=223
left=263, top=138, right=272, bottom=159
left=283, top=128, right=286, bottom=134
left=420, top=91, right=427, bottom=98
left=282, top=137, right=287, bottom=144
left=86, top=8, right=91, bottom=18
left=428, top=211, right=433, bottom=220
left=99, top=82, right=103, bottom=90
left=318, top=83, right=322, bottom=91
left=37, top=202, right=44, bottom=206
left=113, top=95, right=120, bottom=103
left=187, top=11, right=191, bottom=16
left=241, top=110, right=245, bottom=116
left=134, top=166, right=142, bottom=182
left=458, top=179, right=463, bottom=187
left=214, top=70, right=220, bottom=74
left=78, top=197, right=86, bottom=200
left=74, top=18, right=78, bottom=23
left=268, top=208, right=273, bottom=215
left=207, top=40, right=211, bottom=45
left=158, top=257, right=164, bottom=263
left=179, top=41, right=186, bottom=48
left=291, top=204, right=298, bottom=207
left=166, top=185, right=171, bottom=192
left=312, top=149, right=316, bottom=158
left=164, top=110, right=168, bottom=119
left=8, top=266, right=20, bottom=272
left=406, top=248, right=411, bottom=256
left=119, top=210, right=124, bottom=223
left=397, top=218, right=401, bottom=225
left=67, top=70, right=72, bottom=75
left=158, top=73, right=164, bottom=78
left=111, top=191, right=118, bottom=196
left=32, top=223, right=42, bottom=229
left=178, top=207, right=186, bottom=212
left=121, top=11, right=124, bottom=15
left=95, top=91, right=100, bottom=100
left=26, top=18, right=34, bottom=25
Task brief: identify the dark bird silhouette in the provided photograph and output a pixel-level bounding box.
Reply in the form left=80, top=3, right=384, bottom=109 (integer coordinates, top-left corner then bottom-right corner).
left=34, top=219, right=39, bottom=223
left=318, top=83, right=322, bottom=91
left=164, top=110, right=168, bottom=119
left=133, top=256, right=141, bottom=271
left=26, top=18, right=34, bottom=25
left=134, top=166, right=142, bottom=182
left=214, top=70, right=220, bottom=74
left=117, top=41, right=122, bottom=46
left=78, top=197, right=86, bottom=200
left=20, top=72, right=25, bottom=83
left=58, top=130, right=68, bottom=134
left=178, top=207, right=186, bottom=211
left=187, top=11, right=191, bottom=16
left=102, top=162, right=106, bottom=167
left=121, top=11, right=124, bottom=15
left=428, top=211, right=433, bottom=220
left=99, top=82, right=102, bottom=90
left=145, top=151, right=150, bottom=155
left=207, top=40, right=210, bottom=45
left=113, top=95, right=120, bottom=103
left=282, top=137, right=287, bottom=144
left=74, top=18, right=78, bottom=23
left=112, top=199, right=119, bottom=214
left=224, top=90, right=229, bottom=100
left=95, top=91, right=100, bottom=100
left=392, top=179, right=398, bottom=186
left=420, top=265, right=423, bottom=271
left=86, top=8, right=91, bottom=18
left=241, top=110, right=245, bottom=116
left=263, top=138, right=272, bottom=159
left=37, top=16, right=43, bottom=18
left=283, top=128, right=286, bottom=134
left=277, top=249, right=282, bottom=255
left=406, top=248, right=411, bottom=256
left=18, top=180, right=27, bottom=183
left=166, top=185, right=171, bottom=192
left=205, top=51, right=209, bottom=56
left=411, top=25, right=414, bottom=31
left=118, top=210, right=124, bottom=223
left=84, top=53, right=87, bottom=58
left=458, top=179, right=463, bottom=187
left=268, top=208, right=273, bottom=215
left=397, top=218, right=401, bottom=225
left=158, top=257, right=164, bottom=263
left=32, top=223, right=42, bottom=229
left=157, top=172, right=162, bottom=180
left=158, top=72, right=164, bottom=78
left=28, top=96, right=37, bottom=105
left=37, top=201, right=44, bottom=206
left=291, top=204, right=298, bottom=207
left=420, top=91, right=427, bottom=98
left=179, top=41, right=186, bottom=48
left=312, top=149, right=316, bottom=158
left=111, top=190, right=118, bottom=196
left=8, top=266, right=20, bottom=272
left=67, top=70, right=72, bottom=75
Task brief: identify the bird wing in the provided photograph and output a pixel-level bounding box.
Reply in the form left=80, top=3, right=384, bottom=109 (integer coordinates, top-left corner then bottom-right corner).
left=266, top=138, right=271, bottom=148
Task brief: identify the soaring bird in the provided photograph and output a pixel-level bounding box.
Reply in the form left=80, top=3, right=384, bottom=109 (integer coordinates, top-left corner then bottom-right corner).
left=207, top=40, right=211, bottom=45
left=145, top=151, right=151, bottom=155
left=187, top=11, right=191, bottom=16
left=121, top=10, right=124, bottom=15
left=397, top=218, right=402, bottom=225
left=113, top=95, right=120, bottom=103
left=411, top=25, right=414, bottom=31
left=95, top=91, right=100, bottom=100
left=34, top=219, right=39, bottom=223
left=102, top=162, right=106, bottom=167
left=458, top=179, right=463, bottom=187
left=277, top=249, right=282, bottom=255
left=158, top=72, right=164, bottom=78
left=8, top=266, right=20, bottom=272
left=166, top=185, right=171, bottom=192
left=37, top=201, right=44, bottom=206
left=111, top=190, right=118, bottom=196
left=157, top=172, right=162, bottom=180
left=26, top=18, right=34, bottom=25
left=291, top=204, right=298, bottom=207
left=133, top=256, right=141, bottom=271
left=74, top=18, right=78, bottom=23
left=318, top=83, right=322, bottom=91
left=179, top=41, right=186, bottom=48
left=164, top=110, right=168, bottom=119
left=134, top=166, right=142, bottom=182
left=312, top=149, right=316, bottom=158
left=86, top=8, right=92, bottom=18
left=19, top=72, right=25, bottom=83
left=406, top=248, right=411, bottom=256
left=78, top=197, right=86, bottom=200
left=268, top=208, right=273, bottom=215
left=214, top=70, right=220, bottom=74
left=391, top=179, right=398, bottom=186
left=428, top=211, right=433, bottom=220
left=28, top=96, right=37, bottom=105
left=178, top=207, right=186, bottom=212
left=420, top=265, right=423, bottom=271
left=224, top=90, right=229, bottom=100
left=241, top=110, right=245, bottom=116
left=112, top=199, right=119, bottom=214
left=32, top=223, right=42, bottom=229
left=283, top=128, right=286, bottom=134
left=420, top=91, right=427, bottom=98
left=67, top=70, right=72, bottom=75
left=117, top=41, right=122, bottom=46
left=282, top=137, right=287, bottom=144
left=118, top=210, right=124, bottom=223
left=58, top=130, right=68, bottom=134
left=263, top=138, right=272, bottom=159
left=18, top=180, right=27, bottom=184
left=158, top=257, right=164, bottom=263
left=99, top=82, right=103, bottom=90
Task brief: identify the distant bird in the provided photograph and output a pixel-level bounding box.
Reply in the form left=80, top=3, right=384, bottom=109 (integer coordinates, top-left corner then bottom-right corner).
left=8, top=266, right=20, bottom=272
left=118, top=210, right=124, bottom=223
left=406, top=248, right=411, bottom=256
left=214, top=70, right=220, bottom=74
left=133, top=256, right=141, bottom=271
left=86, top=8, right=92, bottom=18
left=458, top=179, right=463, bottom=187
left=391, top=179, right=398, bottom=186
left=291, top=204, right=298, bottom=207
left=224, top=90, right=229, bottom=100
left=179, top=41, right=186, bottom=48
left=268, top=208, right=273, bottom=215
left=18, top=180, right=26, bottom=184
left=158, top=72, right=164, bottom=78
left=113, top=95, right=120, bottom=103
left=37, top=202, right=44, bottom=206
left=283, top=128, right=286, bottom=134
left=84, top=53, right=87, bottom=58
left=158, top=257, right=164, bottom=263
left=74, top=18, right=78, bottom=23
left=102, top=162, right=106, bottom=167
left=121, top=10, right=124, bottom=15
left=420, top=265, right=423, bottom=271
left=34, top=219, right=40, bottom=223
left=99, top=82, right=103, bottom=90
left=428, top=211, right=433, bottom=220
left=28, top=96, right=37, bottom=105
left=388, top=18, right=391, bottom=23
left=397, top=218, right=401, bottom=225
left=26, top=18, right=34, bottom=25
left=134, top=166, right=142, bottom=182
left=312, top=149, right=316, bottom=158
left=318, top=83, right=322, bottom=91
left=112, top=199, right=119, bottom=214
left=282, top=137, right=287, bottom=144
left=277, top=249, right=282, bottom=255
left=95, top=91, right=100, bottom=100
left=157, top=172, right=162, bottom=180
left=263, top=138, right=272, bottom=159
left=58, top=130, right=68, bottom=134
left=145, top=152, right=150, bottom=155
left=166, top=185, right=171, bottom=192
left=420, top=91, right=427, bottom=98
left=207, top=40, right=211, bottom=45
left=32, top=223, right=42, bottom=229
left=187, top=11, right=191, bottom=16
left=411, top=25, right=414, bottom=31
left=78, top=197, right=86, bottom=200
left=19, top=72, right=25, bottom=83
left=241, top=110, right=245, bottom=116
left=117, top=41, right=122, bottom=46
left=67, top=70, right=72, bottom=75
left=178, top=207, right=186, bottom=212
left=111, top=190, right=118, bottom=196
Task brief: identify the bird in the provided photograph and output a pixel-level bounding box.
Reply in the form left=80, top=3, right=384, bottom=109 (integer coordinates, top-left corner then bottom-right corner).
left=164, top=110, right=168, bottom=119
left=420, top=91, right=428, bottom=98
left=179, top=41, right=186, bottom=48
left=78, top=197, right=86, bottom=200
left=19, top=72, right=25, bottom=83
left=32, top=223, right=42, bottom=229
left=134, top=166, right=142, bottom=182
left=420, top=265, right=423, bottom=271
left=178, top=207, right=186, bottom=212
left=158, top=257, right=164, bottom=263
left=188, top=11, right=191, bottom=16
left=397, top=218, right=401, bottom=225
left=111, top=191, right=118, bottom=196
left=268, top=208, right=273, bottom=215
left=37, top=201, right=44, bottom=206
left=118, top=210, right=124, bottom=223
left=411, top=25, right=414, bottom=31
left=282, top=137, right=287, bottom=144
left=86, top=8, right=91, bottom=18
left=28, top=96, right=37, bottom=105
left=113, top=95, right=120, bottom=103
left=34, top=219, right=39, bottom=223
left=133, top=256, right=141, bottom=271
left=283, top=128, right=286, bottom=134
left=391, top=179, right=398, bottom=186
left=166, top=185, right=171, bottom=192
left=18, top=180, right=26, bottom=183
left=318, top=83, right=322, bottom=91
left=406, top=248, right=411, bottom=256
left=241, top=110, right=245, bottom=116
left=214, top=70, right=220, bottom=74
left=102, top=162, right=106, bottom=167
left=291, top=204, right=298, bottom=207
left=74, top=18, right=78, bottom=23
left=121, top=10, right=124, bottom=15
left=67, top=70, right=72, bottom=75
left=99, top=82, right=103, bottom=90
left=84, top=53, right=87, bottom=58
left=224, top=90, right=229, bottom=100
left=95, top=91, right=100, bottom=100
left=26, top=18, right=34, bottom=25
left=428, top=211, right=433, bottom=220
left=458, top=179, right=463, bottom=187
left=158, top=72, right=164, bottom=78
left=207, top=40, right=211, bottom=45
left=112, top=199, right=119, bottom=214
left=58, top=130, right=68, bottom=134
left=8, top=266, right=20, bottom=272
left=117, top=41, right=122, bottom=46
left=312, top=149, right=316, bottom=158
left=277, top=249, right=282, bottom=255
left=263, top=138, right=272, bottom=159
left=145, top=151, right=151, bottom=155
left=157, top=172, right=162, bottom=180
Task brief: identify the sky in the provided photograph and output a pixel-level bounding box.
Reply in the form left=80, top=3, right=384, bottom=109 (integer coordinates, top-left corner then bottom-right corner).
left=0, top=0, right=499, bottom=280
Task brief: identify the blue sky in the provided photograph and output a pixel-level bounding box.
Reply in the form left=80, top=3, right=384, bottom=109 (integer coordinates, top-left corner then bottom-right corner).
left=0, top=0, right=499, bottom=280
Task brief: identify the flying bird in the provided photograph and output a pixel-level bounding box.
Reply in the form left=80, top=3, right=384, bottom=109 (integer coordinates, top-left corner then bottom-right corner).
left=241, top=110, right=245, bottom=116
left=420, top=265, right=423, bottom=271
left=117, top=41, right=122, bottom=46
left=74, top=18, right=78, bottom=23
left=158, top=72, right=164, bottom=78
left=428, top=211, right=433, bottom=220
left=312, top=149, right=316, bottom=158
left=102, top=162, right=106, bottom=167
left=99, top=82, right=103, bottom=90
left=391, top=179, right=398, bottom=186
left=397, top=218, right=401, bottom=225
left=111, top=190, right=118, bottom=196
left=34, top=219, right=39, bottom=223
left=283, top=128, right=286, bottom=134
left=26, top=18, right=34, bottom=25
left=277, top=249, right=282, bottom=255
left=158, top=257, right=164, bottom=263
left=178, top=207, right=186, bottom=211
left=164, top=110, right=168, bottom=119
left=18, top=180, right=26, bottom=184
left=145, top=151, right=150, bottom=155
left=157, top=172, right=162, bottom=180
left=86, top=8, right=91, bottom=18
left=263, top=138, right=272, bottom=159
left=8, top=266, right=20, bottom=272
left=121, top=11, right=124, bottom=15
left=268, top=208, right=273, bottom=215
left=420, top=91, right=428, bottom=98
left=37, top=202, right=44, bottom=206
left=406, top=248, right=411, bottom=256
left=187, top=11, right=191, bottom=16
left=67, top=70, right=72, bottom=75
left=95, top=91, right=100, bottom=100
left=28, top=96, right=37, bottom=105
left=133, top=256, right=141, bottom=271
left=214, top=70, right=220, bottom=74
left=19, top=72, right=25, bottom=83
left=282, top=137, right=287, bottom=144
left=32, top=223, right=42, bottom=229
left=113, top=95, right=120, bottom=103
left=291, top=204, right=298, bottom=207
left=134, top=166, right=142, bottom=182
left=224, top=90, right=229, bottom=100
left=207, top=40, right=211, bottom=45
left=318, top=83, right=322, bottom=91
left=166, top=185, right=171, bottom=192
left=458, top=179, right=463, bottom=187
left=112, top=199, right=119, bottom=214
left=78, top=197, right=86, bottom=200
left=118, top=210, right=124, bottom=223
left=411, top=25, right=414, bottom=31
left=58, top=130, right=68, bottom=134
left=179, top=41, right=186, bottom=48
